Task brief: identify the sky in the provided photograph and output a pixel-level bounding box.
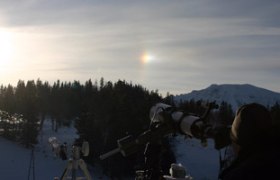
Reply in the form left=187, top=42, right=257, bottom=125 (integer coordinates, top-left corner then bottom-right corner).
left=0, top=0, right=280, bottom=96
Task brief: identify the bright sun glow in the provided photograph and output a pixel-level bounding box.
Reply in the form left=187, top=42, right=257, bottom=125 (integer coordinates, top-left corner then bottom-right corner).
left=141, top=52, right=156, bottom=64
left=0, top=30, right=14, bottom=71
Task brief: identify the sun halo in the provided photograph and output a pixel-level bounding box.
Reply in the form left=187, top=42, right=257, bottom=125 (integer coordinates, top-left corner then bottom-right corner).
left=141, top=53, right=155, bottom=65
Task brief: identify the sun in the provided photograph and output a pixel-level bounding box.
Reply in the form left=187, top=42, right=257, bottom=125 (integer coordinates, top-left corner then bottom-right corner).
left=0, top=30, right=14, bottom=70
left=141, top=52, right=156, bottom=64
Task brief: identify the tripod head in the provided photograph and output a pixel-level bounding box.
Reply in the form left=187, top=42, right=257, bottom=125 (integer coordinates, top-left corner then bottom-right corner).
left=49, top=137, right=92, bottom=180
left=72, top=139, right=90, bottom=160
left=48, top=137, right=89, bottom=160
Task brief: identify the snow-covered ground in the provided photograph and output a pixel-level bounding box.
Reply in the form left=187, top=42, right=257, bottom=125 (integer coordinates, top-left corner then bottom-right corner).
left=0, top=119, right=108, bottom=180
left=0, top=118, right=221, bottom=180
left=174, top=136, right=220, bottom=180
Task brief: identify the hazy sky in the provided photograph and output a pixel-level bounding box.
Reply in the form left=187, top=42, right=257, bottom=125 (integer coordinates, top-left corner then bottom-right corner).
left=0, top=0, right=279, bottom=95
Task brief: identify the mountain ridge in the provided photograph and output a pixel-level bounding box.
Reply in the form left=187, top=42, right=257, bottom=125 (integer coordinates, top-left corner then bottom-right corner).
left=174, top=84, right=280, bottom=111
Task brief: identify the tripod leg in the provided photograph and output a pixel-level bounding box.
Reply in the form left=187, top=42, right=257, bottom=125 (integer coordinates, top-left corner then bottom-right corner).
left=78, top=159, right=92, bottom=180
left=60, top=160, right=73, bottom=180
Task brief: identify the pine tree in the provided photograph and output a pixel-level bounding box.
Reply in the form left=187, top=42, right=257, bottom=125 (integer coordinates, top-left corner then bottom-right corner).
left=20, top=80, right=39, bottom=147
left=270, top=102, right=280, bottom=128
left=218, top=101, right=234, bottom=125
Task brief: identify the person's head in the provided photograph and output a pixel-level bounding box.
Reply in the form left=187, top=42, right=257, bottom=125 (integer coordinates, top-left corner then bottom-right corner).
left=230, top=103, right=273, bottom=154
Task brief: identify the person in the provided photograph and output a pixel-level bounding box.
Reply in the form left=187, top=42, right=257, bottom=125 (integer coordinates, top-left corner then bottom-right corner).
left=59, top=142, right=68, bottom=160
left=219, top=103, right=280, bottom=180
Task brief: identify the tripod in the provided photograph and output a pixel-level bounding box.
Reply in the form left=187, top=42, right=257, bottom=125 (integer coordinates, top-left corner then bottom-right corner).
left=135, top=142, right=163, bottom=180
left=56, top=146, right=92, bottom=180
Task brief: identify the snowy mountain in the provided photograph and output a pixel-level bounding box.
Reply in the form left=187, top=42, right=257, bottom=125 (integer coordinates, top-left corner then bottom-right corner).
left=174, top=84, right=280, bottom=111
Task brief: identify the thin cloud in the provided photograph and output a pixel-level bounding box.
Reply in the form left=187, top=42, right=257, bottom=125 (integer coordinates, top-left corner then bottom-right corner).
left=0, top=0, right=279, bottom=94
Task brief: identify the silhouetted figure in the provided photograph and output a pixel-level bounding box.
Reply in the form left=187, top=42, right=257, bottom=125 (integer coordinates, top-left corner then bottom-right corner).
left=59, top=142, right=68, bottom=160
left=219, top=103, right=280, bottom=180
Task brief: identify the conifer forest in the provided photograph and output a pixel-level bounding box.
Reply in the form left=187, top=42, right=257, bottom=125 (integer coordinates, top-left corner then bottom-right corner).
left=0, top=78, right=280, bottom=178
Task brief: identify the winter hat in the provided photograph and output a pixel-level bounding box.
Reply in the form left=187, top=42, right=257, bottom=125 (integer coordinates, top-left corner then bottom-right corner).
left=230, top=103, right=273, bottom=148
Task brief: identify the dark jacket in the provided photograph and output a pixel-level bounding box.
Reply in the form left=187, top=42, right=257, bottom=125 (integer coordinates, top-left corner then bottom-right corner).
left=220, top=103, right=280, bottom=180
left=220, top=139, right=280, bottom=180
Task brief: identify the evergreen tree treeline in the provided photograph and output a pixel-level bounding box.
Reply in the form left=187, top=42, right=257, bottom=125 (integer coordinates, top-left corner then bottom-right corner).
left=1, top=79, right=280, bottom=178
left=0, top=78, right=176, bottom=177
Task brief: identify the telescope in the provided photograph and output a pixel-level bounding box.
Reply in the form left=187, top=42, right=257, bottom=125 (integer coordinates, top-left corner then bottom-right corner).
left=100, top=102, right=230, bottom=160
